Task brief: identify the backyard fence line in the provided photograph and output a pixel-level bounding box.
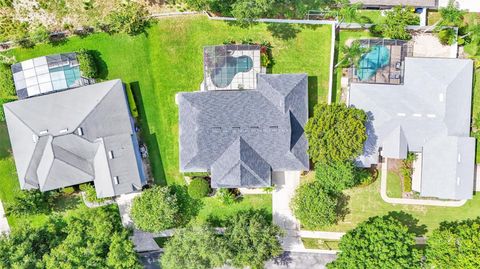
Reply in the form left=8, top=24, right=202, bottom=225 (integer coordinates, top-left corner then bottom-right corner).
left=206, top=14, right=337, bottom=104
left=150, top=11, right=201, bottom=18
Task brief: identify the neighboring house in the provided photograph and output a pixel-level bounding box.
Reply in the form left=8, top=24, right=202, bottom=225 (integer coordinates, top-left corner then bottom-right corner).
left=176, top=45, right=309, bottom=188
left=349, top=57, right=475, bottom=200
left=4, top=79, right=146, bottom=198
left=11, top=53, right=89, bottom=99
left=350, top=0, right=437, bottom=8
left=438, top=0, right=480, bottom=12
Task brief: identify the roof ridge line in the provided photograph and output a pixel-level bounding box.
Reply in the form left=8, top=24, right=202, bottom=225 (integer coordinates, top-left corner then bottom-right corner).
left=52, top=143, right=94, bottom=175
left=43, top=158, right=92, bottom=190
left=239, top=159, right=269, bottom=185
left=3, top=106, right=38, bottom=135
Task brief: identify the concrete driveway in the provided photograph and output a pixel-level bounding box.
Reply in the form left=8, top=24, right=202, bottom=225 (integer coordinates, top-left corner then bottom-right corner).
left=272, top=171, right=304, bottom=251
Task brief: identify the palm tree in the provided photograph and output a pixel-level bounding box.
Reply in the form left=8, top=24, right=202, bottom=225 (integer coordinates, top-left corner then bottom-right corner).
left=334, top=41, right=369, bottom=68
left=330, top=1, right=362, bottom=29
left=438, top=1, right=465, bottom=27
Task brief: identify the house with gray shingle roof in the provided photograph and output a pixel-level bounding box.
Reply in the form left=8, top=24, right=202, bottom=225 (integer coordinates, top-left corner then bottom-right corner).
left=349, top=57, right=475, bottom=200
left=4, top=79, right=146, bottom=198
left=178, top=73, right=309, bottom=188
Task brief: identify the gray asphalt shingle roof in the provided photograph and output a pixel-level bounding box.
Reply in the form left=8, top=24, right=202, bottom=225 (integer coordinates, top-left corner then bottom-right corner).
left=178, top=74, right=309, bottom=188
left=349, top=57, right=475, bottom=200
left=4, top=79, right=146, bottom=198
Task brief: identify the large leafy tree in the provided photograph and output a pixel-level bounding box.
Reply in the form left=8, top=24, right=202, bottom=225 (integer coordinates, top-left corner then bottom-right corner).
left=231, top=0, right=274, bottom=26
left=161, top=226, right=229, bottom=269
left=6, top=189, right=56, bottom=216
left=438, top=0, right=465, bottom=27
left=224, top=210, right=283, bottom=269
left=305, top=103, right=367, bottom=163
left=107, top=232, right=142, bottom=269
left=327, top=213, right=420, bottom=268
left=315, top=161, right=358, bottom=193
left=426, top=217, right=480, bottom=268
left=375, top=6, right=419, bottom=40
left=291, top=180, right=338, bottom=229
left=105, top=0, right=150, bottom=35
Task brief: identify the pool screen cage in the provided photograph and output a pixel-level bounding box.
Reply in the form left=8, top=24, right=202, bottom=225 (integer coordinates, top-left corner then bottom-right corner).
left=203, top=44, right=262, bottom=91
left=349, top=39, right=413, bottom=85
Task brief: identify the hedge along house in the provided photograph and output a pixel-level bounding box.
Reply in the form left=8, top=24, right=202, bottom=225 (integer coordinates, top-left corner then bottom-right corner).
left=349, top=57, right=475, bottom=200
left=4, top=79, right=146, bottom=198
left=177, top=46, right=309, bottom=188
left=11, top=53, right=92, bottom=99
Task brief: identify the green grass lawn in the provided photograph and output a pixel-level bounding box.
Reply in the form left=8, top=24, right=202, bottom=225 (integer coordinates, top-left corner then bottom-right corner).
left=301, top=238, right=340, bottom=250
left=193, top=194, right=272, bottom=226
left=5, top=15, right=332, bottom=186
left=471, top=68, right=480, bottom=162
left=332, top=30, right=373, bottom=103
left=386, top=171, right=402, bottom=198
left=322, top=175, right=480, bottom=235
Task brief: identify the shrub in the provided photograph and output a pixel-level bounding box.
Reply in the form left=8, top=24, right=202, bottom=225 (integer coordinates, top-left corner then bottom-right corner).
left=188, top=178, right=210, bottom=199
left=62, top=187, right=75, bottom=195
left=0, top=64, right=15, bottom=97
left=131, top=185, right=199, bottom=232
left=183, top=172, right=210, bottom=177
left=79, top=183, right=106, bottom=203
left=216, top=188, right=235, bottom=205
left=315, top=161, right=358, bottom=193
left=291, top=181, right=338, bottom=229
left=77, top=49, right=98, bottom=78
left=105, top=1, right=150, bottom=35
left=125, top=83, right=138, bottom=118
left=438, top=28, right=456, bottom=45
left=6, top=189, right=55, bottom=216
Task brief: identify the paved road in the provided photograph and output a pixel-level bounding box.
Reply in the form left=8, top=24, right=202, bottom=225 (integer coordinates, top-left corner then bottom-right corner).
left=139, top=251, right=337, bottom=269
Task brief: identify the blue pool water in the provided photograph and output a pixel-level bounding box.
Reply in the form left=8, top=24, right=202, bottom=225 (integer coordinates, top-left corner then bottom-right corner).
left=211, top=55, right=253, bottom=88
left=357, top=46, right=390, bottom=81
left=49, top=65, right=82, bottom=87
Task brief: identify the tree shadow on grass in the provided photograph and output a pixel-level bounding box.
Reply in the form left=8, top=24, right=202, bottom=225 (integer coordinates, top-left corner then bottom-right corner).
left=170, top=185, right=203, bottom=225
left=0, top=123, right=13, bottom=159
left=130, top=81, right=167, bottom=186
left=308, top=76, right=318, bottom=116
left=386, top=211, right=428, bottom=236
left=52, top=194, right=81, bottom=213
left=89, top=50, right=109, bottom=80
left=267, top=23, right=300, bottom=40
left=335, top=193, right=350, bottom=222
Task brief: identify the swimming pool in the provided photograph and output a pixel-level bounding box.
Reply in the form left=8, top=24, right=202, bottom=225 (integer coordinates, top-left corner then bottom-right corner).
left=210, top=55, right=253, bottom=88
left=49, top=65, right=82, bottom=88
left=357, top=46, right=390, bottom=81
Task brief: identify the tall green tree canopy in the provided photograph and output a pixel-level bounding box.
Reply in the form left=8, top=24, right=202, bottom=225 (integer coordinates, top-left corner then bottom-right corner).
left=105, top=1, right=150, bottom=35
left=438, top=1, right=465, bottom=27
left=305, top=103, right=367, bottom=163
left=161, top=226, right=229, bottom=269
left=335, top=40, right=369, bottom=68
left=224, top=210, right=283, bottom=269
left=426, top=217, right=480, bottom=268
left=291, top=180, right=338, bottom=229
left=327, top=213, right=420, bottom=269
left=231, top=0, right=274, bottom=26
left=375, top=6, right=419, bottom=40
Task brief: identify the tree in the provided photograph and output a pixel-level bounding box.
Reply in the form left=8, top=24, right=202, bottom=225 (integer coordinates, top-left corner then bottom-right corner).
left=161, top=226, right=229, bottom=269
left=224, top=210, right=283, bottom=269
left=6, top=189, right=55, bottom=216
left=231, top=0, right=274, bottom=26
left=315, top=161, right=358, bottom=193
left=305, top=103, right=367, bottom=163
left=426, top=217, right=480, bottom=268
left=375, top=6, right=419, bottom=40
left=105, top=1, right=150, bottom=35
left=329, top=0, right=362, bottom=28
left=76, top=49, right=98, bottom=78
left=335, top=40, right=369, bottom=68
left=106, top=232, right=142, bottom=269
left=291, top=180, right=338, bottom=229
left=438, top=0, right=465, bottom=27
left=188, top=177, right=211, bottom=199
left=131, top=185, right=199, bottom=232
left=0, top=8, right=28, bottom=42
left=0, top=64, right=15, bottom=98
left=327, top=213, right=420, bottom=268
left=438, top=28, right=457, bottom=45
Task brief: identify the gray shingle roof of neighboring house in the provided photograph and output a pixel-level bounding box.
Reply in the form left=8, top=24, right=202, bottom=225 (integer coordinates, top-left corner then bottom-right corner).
left=349, top=57, right=475, bottom=200
left=4, top=79, right=146, bottom=198
left=350, top=0, right=437, bottom=7
left=178, top=73, right=309, bottom=188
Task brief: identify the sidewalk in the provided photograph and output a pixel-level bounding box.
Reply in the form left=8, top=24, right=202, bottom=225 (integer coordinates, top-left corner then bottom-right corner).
left=380, top=159, right=467, bottom=207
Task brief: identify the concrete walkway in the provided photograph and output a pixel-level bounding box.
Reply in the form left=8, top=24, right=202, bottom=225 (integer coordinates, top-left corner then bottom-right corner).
left=381, top=158, right=467, bottom=207
left=272, top=171, right=305, bottom=251
left=0, top=200, right=10, bottom=235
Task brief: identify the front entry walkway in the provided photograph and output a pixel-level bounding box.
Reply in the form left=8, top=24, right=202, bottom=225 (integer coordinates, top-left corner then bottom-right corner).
left=381, top=158, right=467, bottom=207
left=272, top=171, right=305, bottom=251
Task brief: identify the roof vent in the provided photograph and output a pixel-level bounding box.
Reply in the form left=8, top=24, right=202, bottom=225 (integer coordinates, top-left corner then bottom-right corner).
left=39, top=130, right=48, bottom=135
left=270, top=126, right=278, bottom=129
left=77, top=127, right=83, bottom=136
left=396, top=113, right=406, bottom=117
left=59, top=128, right=68, bottom=134
left=439, top=93, right=444, bottom=102
left=412, top=114, right=422, bottom=117
left=457, top=154, right=461, bottom=163
left=211, top=127, right=221, bottom=132
left=426, top=114, right=436, bottom=118
left=113, top=176, right=119, bottom=185
left=232, top=127, right=240, bottom=131
left=108, top=151, right=114, bottom=159
left=456, top=177, right=460, bottom=186
left=32, top=134, right=38, bottom=143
